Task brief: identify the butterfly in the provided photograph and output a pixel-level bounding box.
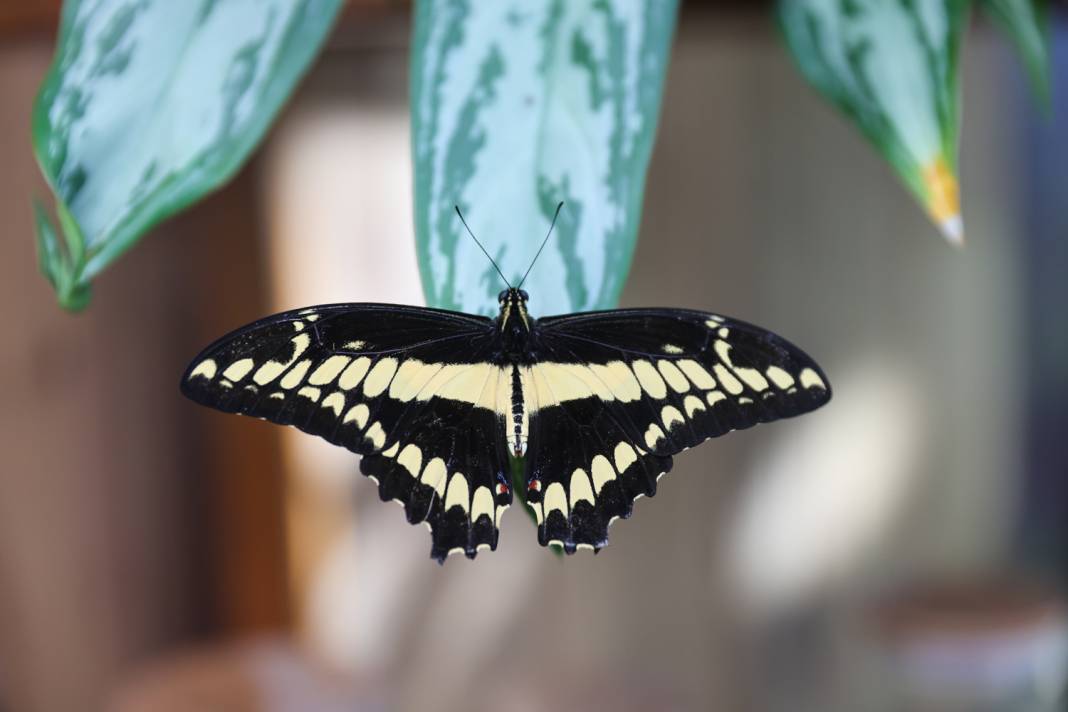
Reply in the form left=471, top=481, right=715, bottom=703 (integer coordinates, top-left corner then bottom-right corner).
left=181, top=205, right=831, bottom=562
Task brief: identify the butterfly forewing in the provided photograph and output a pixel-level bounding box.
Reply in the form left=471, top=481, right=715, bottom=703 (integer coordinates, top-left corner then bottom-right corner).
left=181, top=304, right=513, bottom=561
left=521, top=308, right=831, bottom=551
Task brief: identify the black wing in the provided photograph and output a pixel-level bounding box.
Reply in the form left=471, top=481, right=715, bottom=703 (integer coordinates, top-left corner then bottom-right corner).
left=522, top=308, right=831, bottom=552
left=181, top=303, right=513, bottom=562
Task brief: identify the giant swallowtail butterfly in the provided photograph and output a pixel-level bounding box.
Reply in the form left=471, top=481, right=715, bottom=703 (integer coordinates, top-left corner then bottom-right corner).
left=182, top=207, right=830, bottom=562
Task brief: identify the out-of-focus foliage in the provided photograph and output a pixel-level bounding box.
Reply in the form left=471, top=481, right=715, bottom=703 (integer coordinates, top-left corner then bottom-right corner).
left=33, top=0, right=343, bottom=309
left=779, top=0, right=970, bottom=245
left=30, top=0, right=1057, bottom=313
left=980, top=0, right=1051, bottom=107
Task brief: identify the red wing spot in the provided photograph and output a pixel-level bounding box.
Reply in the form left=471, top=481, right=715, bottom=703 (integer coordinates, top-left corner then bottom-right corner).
left=528, top=479, right=541, bottom=491
left=497, top=483, right=509, bottom=495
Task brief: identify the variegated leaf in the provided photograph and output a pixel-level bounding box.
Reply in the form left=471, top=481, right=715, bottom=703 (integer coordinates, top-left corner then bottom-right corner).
left=33, top=0, right=344, bottom=310
left=779, top=0, right=969, bottom=244
left=411, top=0, right=679, bottom=317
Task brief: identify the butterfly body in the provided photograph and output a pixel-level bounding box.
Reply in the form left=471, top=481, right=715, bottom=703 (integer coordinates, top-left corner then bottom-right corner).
left=183, top=291, right=830, bottom=562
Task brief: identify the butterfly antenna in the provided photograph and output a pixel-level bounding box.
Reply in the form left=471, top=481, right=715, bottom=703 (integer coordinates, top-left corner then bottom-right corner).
left=517, top=201, right=564, bottom=289
left=455, top=205, right=511, bottom=288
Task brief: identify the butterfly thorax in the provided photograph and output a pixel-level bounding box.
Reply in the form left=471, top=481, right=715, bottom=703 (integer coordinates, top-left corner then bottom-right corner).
left=496, top=288, right=535, bottom=363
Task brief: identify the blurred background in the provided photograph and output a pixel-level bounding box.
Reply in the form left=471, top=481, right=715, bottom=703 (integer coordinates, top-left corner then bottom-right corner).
left=2, top=1, right=1067, bottom=711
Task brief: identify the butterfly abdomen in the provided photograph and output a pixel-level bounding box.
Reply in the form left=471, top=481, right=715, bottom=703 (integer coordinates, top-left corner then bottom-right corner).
left=510, top=365, right=527, bottom=457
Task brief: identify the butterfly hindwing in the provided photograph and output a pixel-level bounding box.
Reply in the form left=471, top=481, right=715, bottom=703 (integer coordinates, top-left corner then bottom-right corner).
left=181, top=304, right=512, bottom=561
left=524, top=397, right=673, bottom=552
left=521, top=308, right=831, bottom=551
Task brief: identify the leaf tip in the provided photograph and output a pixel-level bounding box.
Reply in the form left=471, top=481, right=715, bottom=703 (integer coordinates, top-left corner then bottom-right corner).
left=32, top=197, right=93, bottom=311
left=922, top=157, right=963, bottom=247
left=939, top=215, right=965, bottom=247
left=58, top=281, right=93, bottom=312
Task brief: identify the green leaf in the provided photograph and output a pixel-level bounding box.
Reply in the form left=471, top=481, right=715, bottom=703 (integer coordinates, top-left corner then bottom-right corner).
left=411, top=0, right=679, bottom=317
left=778, top=0, right=969, bottom=245
left=32, top=0, right=344, bottom=310
left=980, top=0, right=1051, bottom=108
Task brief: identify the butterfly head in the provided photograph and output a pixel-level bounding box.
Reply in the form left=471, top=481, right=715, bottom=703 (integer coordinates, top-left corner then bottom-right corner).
left=498, top=287, right=529, bottom=306
left=497, top=287, right=531, bottom=339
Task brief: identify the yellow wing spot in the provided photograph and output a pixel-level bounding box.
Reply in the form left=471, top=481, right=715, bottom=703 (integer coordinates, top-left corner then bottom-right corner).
left=705, top=316, right=725, bottom=327
left=417, top=363, right=501, bottom=411
left=304, top=313, right=320, bottom=322
left=631, top=360, right=667, bottom=399
left=713, top=364, right=744, bottom=395
left=528, top=500, right=545, bottom=525
left=677, top=359, right=716, bottom=389
left=644, top=423, right=666, bottom=449
left=714, top=339, right=766, bottom=391
left=364, top=421, right=386, bottom=449
left=766, top=366, right=796, bottom=390
left=338, top=357, right=372, bottom=390
left=661, top=405, right=685, bottom=430
left=799, top=368, right=826, bottom=390
left=471, top=486, right=494, bottom=522
left=390, top=360, right=443, bottom=402
left=382, top=442, right=399, bottom=457
left=269, top=392, right=285, bottom=400
left=252, top=361, right=284, bottom=386
left=591, top=454, right=616, bottom=493
left=662, top=344, right=684, bottom=354
left=569, top=468, right=595, bottom=507
left=189, top=359, right=217, bottom=380
left=397, top=444, right=423, bottom=478
left=444, top=473, right=470, bottom=513
left=544, top=482, right=568, bottom=518
left=707, top=391, right=727, bottom=405
left=222, top=358, right=254, bottom=382
left=343, top=403, right=370, bottom=429
left=292, top=321, right=304, bottom=331
left=657, top=360, right=691, bottom=393
left=588, top=361, right=642, bottom=402
left=280, top=359, right=313, bottom=389
left=738, top=397, right=754, bottom=405
left=342, top=340, right=366, bottom=350
left=576, top=543, right=595, bottom=552
left=527, top=363, right=608, bottom=407
left=614, top=442, right=637, bottom=473
left=714, top=339, right=734, bottom=364
left=321, top=391, right=345, bottom=417
left=254, top=333, right=311, bottom=386
left=297, top=386, right=321, bottom=402
left=717, top=327, right=729, bottom=339
left=733, top=366, right=769, bottom=392
left=308, top=355, right=351, bottom=386
left=683, top=394, right=706, bottom=417
left=420, top=458, right=447, bottom=497
left=363, top=358, right=399, bottom=397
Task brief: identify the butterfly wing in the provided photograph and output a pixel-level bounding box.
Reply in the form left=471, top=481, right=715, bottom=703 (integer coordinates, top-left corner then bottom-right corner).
left=522, top=308, right=831, bottom=552
left=181, top=304, right=513, bottom=561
